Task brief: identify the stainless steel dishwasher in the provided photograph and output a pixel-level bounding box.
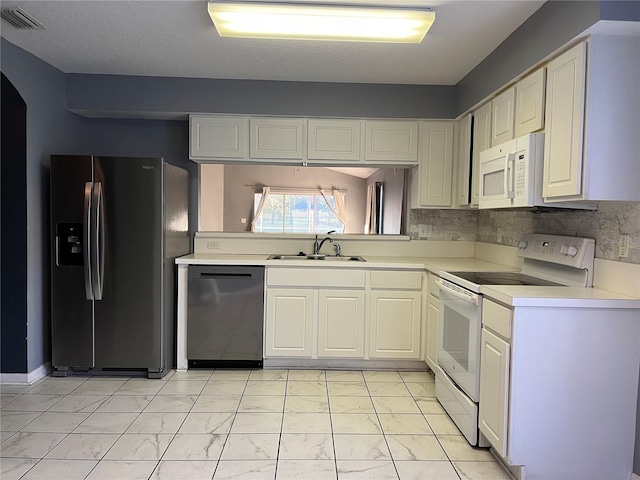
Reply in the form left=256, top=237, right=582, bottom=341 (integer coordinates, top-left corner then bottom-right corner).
left=187, top=265, right=264, bottom=368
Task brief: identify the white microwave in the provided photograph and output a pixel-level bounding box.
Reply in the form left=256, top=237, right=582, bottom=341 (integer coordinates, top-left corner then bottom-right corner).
left=478, top=133, right=545, bottom=209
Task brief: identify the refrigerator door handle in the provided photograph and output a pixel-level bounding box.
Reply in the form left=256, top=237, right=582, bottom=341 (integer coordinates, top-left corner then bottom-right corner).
left=83, top=182, right=94, bottom=300
left=92, top=182, right=105, bottom=301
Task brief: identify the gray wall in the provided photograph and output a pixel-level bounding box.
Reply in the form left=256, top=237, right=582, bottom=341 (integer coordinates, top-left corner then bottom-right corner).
left=219, top=165, right=367, bottom=234
left=1, top=38, right=86, bottom=373
left=66, top=74, right=455, bottom=120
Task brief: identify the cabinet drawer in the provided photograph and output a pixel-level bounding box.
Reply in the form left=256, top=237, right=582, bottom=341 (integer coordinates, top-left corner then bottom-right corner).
left=370, top=270, right=422, bottom=290
left=482, top=300, right=512, bottom=339
left=267, top=268, right=365, bottom=288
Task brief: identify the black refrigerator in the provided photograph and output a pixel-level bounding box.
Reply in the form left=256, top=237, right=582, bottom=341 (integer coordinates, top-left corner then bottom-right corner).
left=50, top=155, right=189, bottom=378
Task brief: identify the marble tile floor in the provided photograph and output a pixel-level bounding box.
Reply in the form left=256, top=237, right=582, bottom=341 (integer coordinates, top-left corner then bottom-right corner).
left=0, top=369, right=512, bottom=480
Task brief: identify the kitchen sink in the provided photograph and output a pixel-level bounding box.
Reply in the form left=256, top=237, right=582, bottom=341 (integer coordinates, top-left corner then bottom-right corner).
left=268, top=254, right=366, bottom=262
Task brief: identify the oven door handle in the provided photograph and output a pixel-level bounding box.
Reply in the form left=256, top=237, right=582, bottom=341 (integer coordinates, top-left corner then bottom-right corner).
left=436, top=279, right=480, bottom=305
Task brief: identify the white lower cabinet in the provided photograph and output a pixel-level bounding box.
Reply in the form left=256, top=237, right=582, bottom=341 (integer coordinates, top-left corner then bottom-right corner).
left=369, top=270, right=423, bottom=359
left=478, top=327, right=510, bottom=457
left=317, top=290, right=365, bottom=358
left=265, top=267, right=423, bottom=362
left=265, top=288, right=314, bottom=357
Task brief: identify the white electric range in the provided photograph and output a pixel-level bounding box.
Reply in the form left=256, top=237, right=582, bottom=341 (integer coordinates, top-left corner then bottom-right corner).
left=433, top=233, right=595, bottom=447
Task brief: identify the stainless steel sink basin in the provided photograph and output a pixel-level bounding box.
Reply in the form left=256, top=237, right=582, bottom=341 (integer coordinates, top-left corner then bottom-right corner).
left=268, top=254, right=366, bottom=262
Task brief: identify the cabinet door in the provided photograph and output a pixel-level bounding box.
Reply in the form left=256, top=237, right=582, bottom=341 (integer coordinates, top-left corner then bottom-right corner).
left=515, top=67, right=546, bottom=137
left=454, top=114, right=472, bottom=207
left=317, top=290, right=365, bottom=358
left=307, top=119, right=361, bottom=161
left=471, top=102, right=491, bottom=206
left=543, top=42, right=586, bottom=199
left=265, top=288, right=314, bottom=357
left=250, top=118, right=304, bottom=160
left=364, top=121, right=419, bottom=163
left=369, top=291, right=421, bottom=359
left=415, top=122, right=454, bottom=207
left=190, top=116, right=247, bottom=159
left=479, top=327, right=510, bottom=458
left=426, top=294, right=439, bottom=371
left=491, top=87, right=515, bottom=147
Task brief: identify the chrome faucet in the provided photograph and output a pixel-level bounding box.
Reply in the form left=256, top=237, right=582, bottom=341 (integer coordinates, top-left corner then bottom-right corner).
left=313, top=230, right=336, bottom=255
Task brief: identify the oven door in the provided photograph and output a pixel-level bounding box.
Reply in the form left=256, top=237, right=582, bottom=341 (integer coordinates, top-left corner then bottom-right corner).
left=437, top=280, right=482, bottom=402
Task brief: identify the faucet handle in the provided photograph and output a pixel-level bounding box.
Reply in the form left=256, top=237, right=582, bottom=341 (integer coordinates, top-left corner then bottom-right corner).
left=334, top=242, right=341, bottom=256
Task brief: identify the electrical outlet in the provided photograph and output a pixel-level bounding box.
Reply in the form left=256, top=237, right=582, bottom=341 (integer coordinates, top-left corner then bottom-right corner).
left=207, top=241, right=220, bottom=250
left=240, top=218, right=247, bottom=224
left=497, top=228, right=502, bottom=243
left=618, top=235, right=630, bottom=258
left=418, top=224, right=432, bottom=238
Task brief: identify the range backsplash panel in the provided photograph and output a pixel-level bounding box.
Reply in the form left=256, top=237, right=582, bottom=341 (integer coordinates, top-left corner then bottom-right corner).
left=410, top=202, right=640, bottom=265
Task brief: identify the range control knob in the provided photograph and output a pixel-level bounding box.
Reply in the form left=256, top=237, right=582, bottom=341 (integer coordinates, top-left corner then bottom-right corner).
left=560, top=245, right=579, bottom=257
left=517, top=240, right=528, bottom=250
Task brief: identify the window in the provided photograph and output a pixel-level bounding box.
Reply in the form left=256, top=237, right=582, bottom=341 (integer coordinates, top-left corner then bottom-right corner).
left=253, top=191, right=345, bottom=234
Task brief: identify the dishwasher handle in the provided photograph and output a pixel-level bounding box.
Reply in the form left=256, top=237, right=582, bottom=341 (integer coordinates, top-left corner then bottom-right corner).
left=188, top=266, right=265, bottom=281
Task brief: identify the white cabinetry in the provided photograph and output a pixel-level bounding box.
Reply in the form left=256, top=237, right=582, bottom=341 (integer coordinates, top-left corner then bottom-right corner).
left=491, top=87, right=515, bottom=146
left=307, top=119, right=361, bottom=162
left=364, top=121, right=419, bottom=163
left=317, top=290, right=365, bottom=358
left=425, top=273, right=440, bottom=371
left=478, top=300, right=511, bottom=458
left=190, top=116, right=247, bottom=160
left=265, top=288, right=314, bottom=357
left=250, top=118, right=304, bottom=160
left=265, top=268, right=365, bottom=359
left=410, top=122, right=454, bottom=208
left=454, top=114, right=472, bottom=207
left=471, top=102, right=491, bottom=206
left=514, top=67, right=546, bottom=137
left=543, top=36, right=640, bottom=202
left=369, top=270, right=422, bottom=359
left=478, top=297, right=640, bottom=479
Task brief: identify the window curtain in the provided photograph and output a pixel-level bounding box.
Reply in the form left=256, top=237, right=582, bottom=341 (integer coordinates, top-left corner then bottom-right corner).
left=251, top=186, right=271, bottom=232
left=364, top=182, right=383, bottom=234
left=320, top=189, right=349, bottom=229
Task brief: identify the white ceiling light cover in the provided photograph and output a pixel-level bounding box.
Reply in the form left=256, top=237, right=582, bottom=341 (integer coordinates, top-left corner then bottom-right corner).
left=208, top=1, right=435, bottom=43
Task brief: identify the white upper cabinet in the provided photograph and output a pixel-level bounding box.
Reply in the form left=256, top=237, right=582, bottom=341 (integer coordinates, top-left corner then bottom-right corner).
left=543, top=42, right=586, bottom=199
left=190, top=116, right=247, bottom=159
left=491, top=87, right=515, bottom=147
left=307, top=119, right=361, bottom=161
left=471, top=102, right=492, bottom=206
left=543, top=36, right=640, bottom=202
left=364, top=120, right=419, bottom=163
left=250, top=118, right=304, bottom=160
left=515, top=67, right=546, bottom=137
left=454, top=114, right=472, bottom=207
left=411, top=121, right=454, bottom=208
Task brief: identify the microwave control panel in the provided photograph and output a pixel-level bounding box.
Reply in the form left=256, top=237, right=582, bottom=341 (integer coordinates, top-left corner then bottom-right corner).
left=515, top=153, right=526, bottom=197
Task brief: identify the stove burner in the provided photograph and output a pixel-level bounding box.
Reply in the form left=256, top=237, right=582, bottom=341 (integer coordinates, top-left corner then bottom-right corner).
left=448, top=271, right=562, bottom=287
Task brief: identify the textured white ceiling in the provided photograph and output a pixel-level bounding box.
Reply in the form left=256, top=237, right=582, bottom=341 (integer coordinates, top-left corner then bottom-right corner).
left=0, top=0, right=545, bottom=85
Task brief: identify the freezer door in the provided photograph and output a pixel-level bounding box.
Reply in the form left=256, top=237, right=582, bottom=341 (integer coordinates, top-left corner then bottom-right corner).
left=50, top=155, right=95, bottom=369
left=92, top=157, right=163, bottom=369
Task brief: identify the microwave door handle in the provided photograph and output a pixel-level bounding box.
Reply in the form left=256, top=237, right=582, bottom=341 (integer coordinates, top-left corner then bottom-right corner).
left=436, top=279, right=480, bottom=305
left=505, top=153, right=516, bottom=199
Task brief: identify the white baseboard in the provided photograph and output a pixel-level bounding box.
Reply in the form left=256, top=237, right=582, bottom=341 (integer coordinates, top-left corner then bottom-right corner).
left=0, top=362, right=51, bottom=385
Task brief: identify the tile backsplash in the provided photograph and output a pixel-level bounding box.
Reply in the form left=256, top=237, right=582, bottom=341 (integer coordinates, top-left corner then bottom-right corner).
left=410, top=202, right=640, bottom=265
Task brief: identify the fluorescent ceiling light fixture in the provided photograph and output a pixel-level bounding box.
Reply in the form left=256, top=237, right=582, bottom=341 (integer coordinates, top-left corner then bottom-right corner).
left=208, top=1, right=435, bottom=43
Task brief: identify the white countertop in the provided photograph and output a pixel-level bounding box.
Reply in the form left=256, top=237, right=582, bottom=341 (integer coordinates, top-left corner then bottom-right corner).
left=481, top=285, right=640, bottom=308
left=175, top=253, right=517, bottom=276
